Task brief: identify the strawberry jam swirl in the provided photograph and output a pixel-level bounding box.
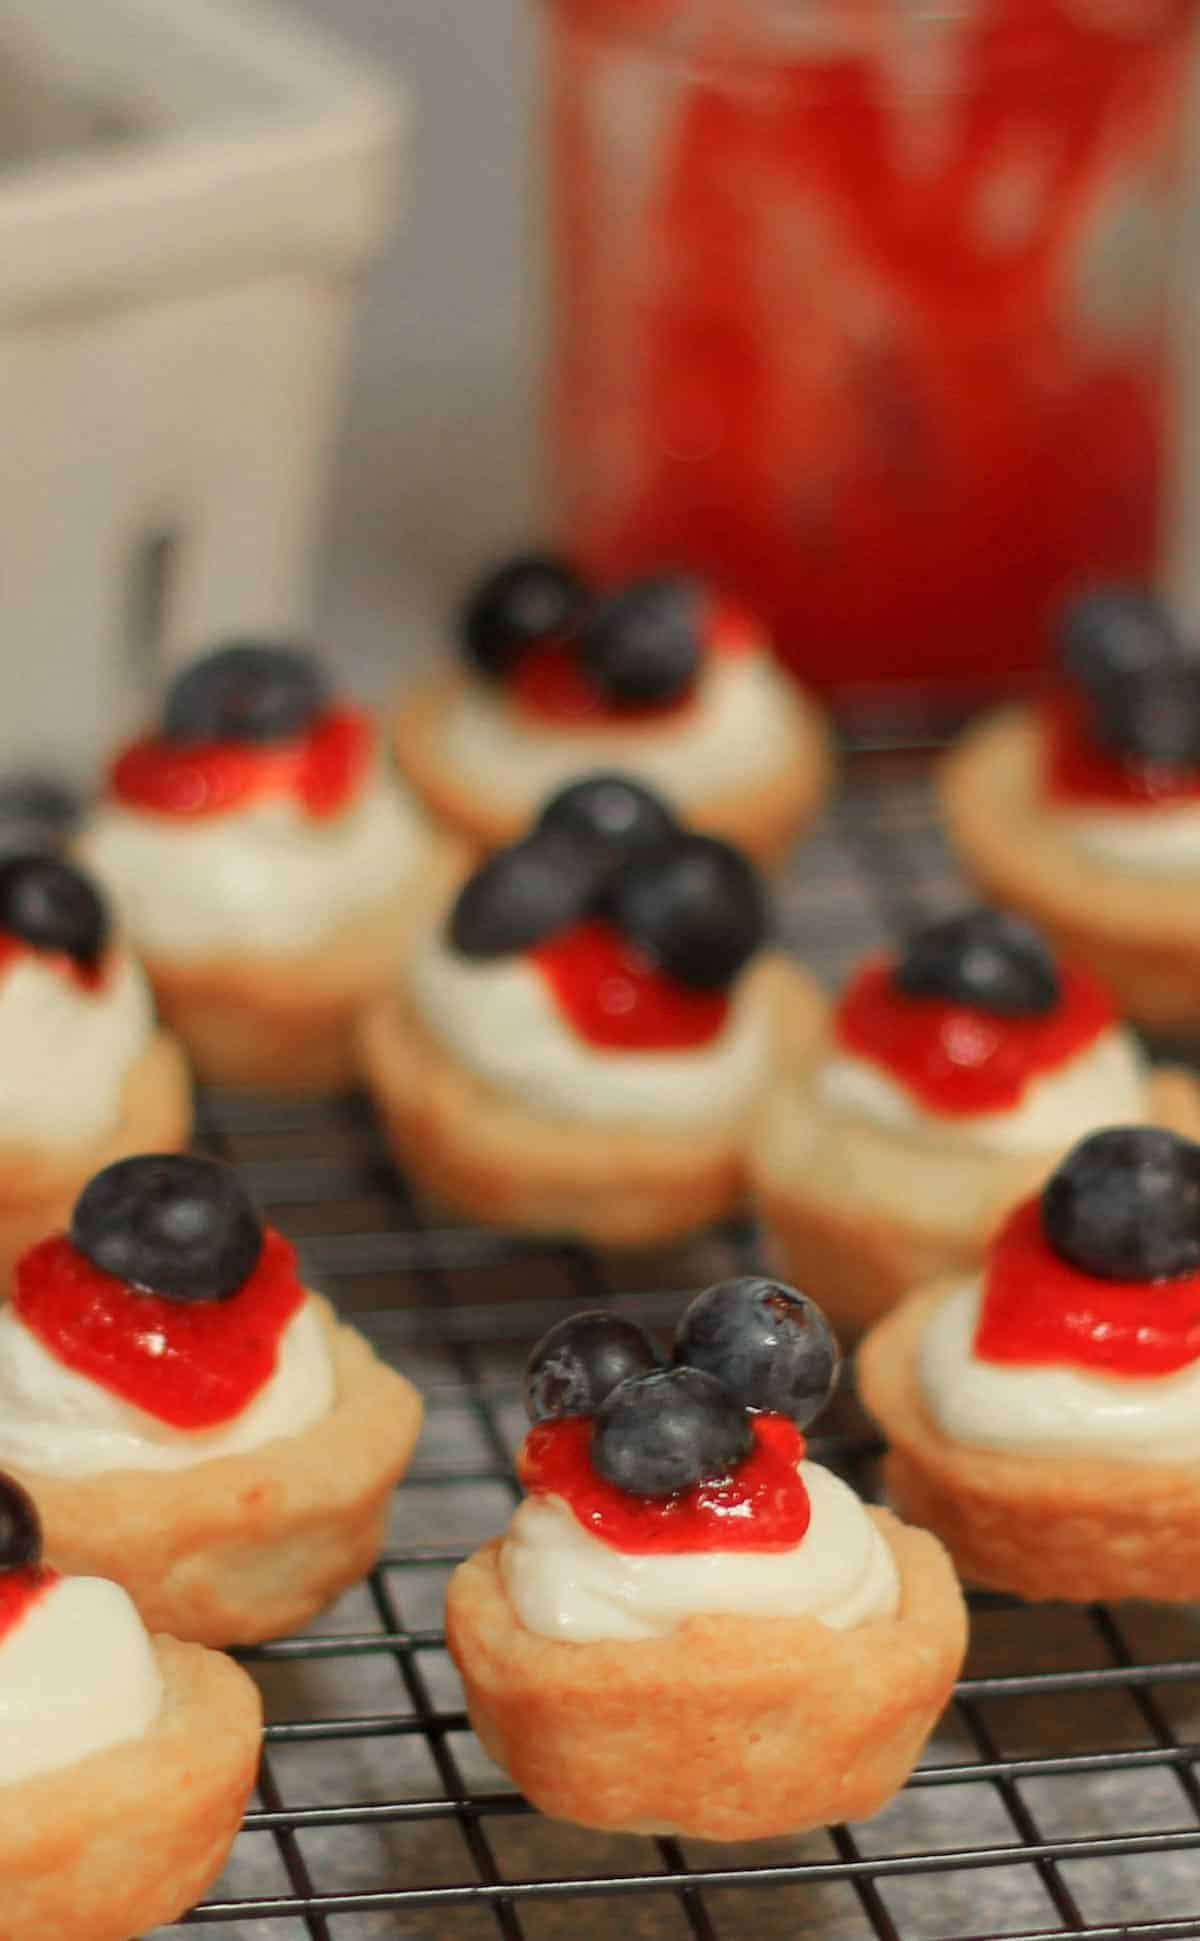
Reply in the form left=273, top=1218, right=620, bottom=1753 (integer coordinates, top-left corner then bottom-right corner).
left=531, top=921, right=729, bottom=1052
left=110, top=706, right=373, bottom=821
left=1042, top=690, right=1200, bottom=809
left=511, top=596, right=757, bottom=729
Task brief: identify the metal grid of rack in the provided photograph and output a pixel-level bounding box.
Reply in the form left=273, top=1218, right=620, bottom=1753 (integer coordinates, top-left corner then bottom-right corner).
left=162, top=755, right=1200, bottom=1941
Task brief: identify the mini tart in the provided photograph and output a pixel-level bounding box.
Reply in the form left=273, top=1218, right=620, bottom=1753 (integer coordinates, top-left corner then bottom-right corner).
left=860, top=1286, right=1200, bottom=1605
left=0, top=1028, right=191, bottom=1291
left=751, top=1054, right=1200, bottom=1339
left=940, top=707, right=1200, bottom=1034
left=359, top=956, right=824, bottom=1248
left=0, top=1631, right=260, bottom=1941
left=392, top=670, right=835, bottom=867
left=446, top=1513, right=964, bottom=1841
left=11, top=1296, right=422, bottom=1646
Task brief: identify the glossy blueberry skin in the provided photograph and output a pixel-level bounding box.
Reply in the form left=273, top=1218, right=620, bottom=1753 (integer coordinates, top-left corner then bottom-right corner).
left=0, top=1473, right=41, bottom=1572
left=1042, top=1127, right=1200, bottom=1284
left=524, top=1311, right=663, bottom=1424
left=460, top=553, right=588, bottom=679
left=1093, top=662, right=1200, bottom=771
left=609, top=833, right=768, bottom=991
left=0, top=854, right=109, bottom=971
left=591, top=1365, right=753, bottom=1499
left=580, top=576, right=703, bottom=706
left=534, top=775, right=678, bottom=893
left=674, top=1278, right=840, bottom=1430
left=71, top=1154, right=265, bottom=1303
left=894, top=907, right=1060, bottom=1017
left=163, top=641, right=328, bottom=745
left=448, top=833, right=595, bottom=958
left=1060, top=588, right=1184, bottom=690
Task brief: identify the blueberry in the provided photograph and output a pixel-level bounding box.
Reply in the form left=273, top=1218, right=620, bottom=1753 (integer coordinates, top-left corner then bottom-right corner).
left=524, top=1311, right=662, bottom=1424
left=1042, top=1127, right=1200, bottom=1283
left=591, top=1365, right=753, bottom=1498
left=71, top=1154, right=264, bottom=1303
left=580, top=576, right=703, bottom=706
left=0, top=1473, right=40, bottom=1572
left=894, top=907, right=1060, bottom=1017
left=1059, top=587, right=1184, bottom=691
left=448, top=833, right=595, bottom=958
left=163, top=640, right=327, bottom=745
left=533, top=775, right=678, bottom=891
left=609, top=833, right=769, bottom=990
left=1091, top=662, right=1200, bottom=771
left=0, top=854, right=109, bottom=971
left=674, top=1277, right=840, bottom=1429
left=460, top=553, right=588, bottom=679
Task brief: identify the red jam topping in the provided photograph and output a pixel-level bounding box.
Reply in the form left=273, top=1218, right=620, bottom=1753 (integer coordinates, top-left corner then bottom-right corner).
left=0, top=1566, right=58, bottom=1644
left=835, top=958, right=1115, bottom=1116
left=1042, top=689, right=1200, bottom=809
left=976, top=1197, right=1200, bottom=1378
left=14, top=1228, right=305, bottom=1430
left=532, top=919, right=729, bottom=1051
left=509, top=592, right=753, bottom=728
left=0, top=930, right=104, bottom=996
left=109, top=705, right=374, bottom=822
left=519, top=1412, right=811, bottom=1553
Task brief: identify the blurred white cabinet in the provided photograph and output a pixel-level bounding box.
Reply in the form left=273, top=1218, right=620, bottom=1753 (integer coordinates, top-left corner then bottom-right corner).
left=0, top=0, right=406, bottom=772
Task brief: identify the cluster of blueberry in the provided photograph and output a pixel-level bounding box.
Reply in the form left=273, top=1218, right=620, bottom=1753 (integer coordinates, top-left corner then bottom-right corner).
left=1062, top=589, right=1200, bottom=771
left=449, top=774, right=769, bottom=990
left=1043, top=1127, right=1200, bottom=1285
left=461, top=554, right=706, bottom=710
left=69, top=1154, right=264, bottom=1305
left=522, top=1279, right=840, bottom=1499
left=892, top=907, right=1062, bottom=1017
left=0, top=855, right=109, bottom=973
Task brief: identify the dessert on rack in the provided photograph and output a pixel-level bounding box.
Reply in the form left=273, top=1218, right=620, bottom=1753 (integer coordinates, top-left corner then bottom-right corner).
left=0, top=853, right=190, bottom=1280
left=359, top=773, right=825, bottom=1245
left=860, top=1126, right=1200, bottom=1603
left=447, top=1278, right=965, bottom=1839
left=0, top=1469, right=260, bottom=1941
left=0, top=1153, right=424, bottom=1644
left=941, top=588, right=1200, bottom=1033
left=80, top=638, right=460, bottom=1090
left=392, top=554, right=833, bottom=864
left=752, top=905, right=1200, bottom=1335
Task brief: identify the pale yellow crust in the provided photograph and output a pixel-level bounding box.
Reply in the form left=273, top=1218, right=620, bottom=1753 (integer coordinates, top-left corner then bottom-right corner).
left=13, top=1298, right=423, bottom=1646
left=138, top=842, right=470, bottom=1093
left=750, top=1057, right=1200, bottom=1339
left=358, top=957, right=826, bottom=1248
left=446, top=1516, right=965, bottom=1841
left=940, top=708, right=1200, bottom=1033
left=0, top=1632, right=260, bottom=1941
left=860, top=1288, right=1200, bottom=1603
left=0, top=1027, right=192, bottom=1290
left=391, top=671, right=835, bottom=867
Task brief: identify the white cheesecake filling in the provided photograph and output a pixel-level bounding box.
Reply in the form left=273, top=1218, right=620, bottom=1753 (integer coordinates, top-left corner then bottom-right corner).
left=816, top=1025, right=1147, bottom=1155
left=439, top=653, right=809, bottom=812
left=80, top=763, right=431, bottom=961
left=0, top=1295, right=335, bottom=1478
left=1051, top=802, right=1200, bottom=876
left=0, top=951, right=155, bottom=1148
left=408, top=933, right=769, bottom=1129
left=919, top=1279, right=1200, bottom=1460
left=0, top=1574, right=162, bottom=1785
left=500, top=1461, right=900, bottom=1643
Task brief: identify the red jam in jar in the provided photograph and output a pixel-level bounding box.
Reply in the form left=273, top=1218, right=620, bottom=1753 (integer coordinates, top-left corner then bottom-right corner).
left=110, top=706, right=373, bottom=822
left=1042, top=690, right=1200, bottom=809
left=531, top=919, right=730, bottom=1050
left=0, top=1566, right=58, bottom=1643
left=519, top=1412, right=811, bottom=1553
left=14, top=1229, right=306, bottom=1430
left=835, top=958, right=1115, bottom=1115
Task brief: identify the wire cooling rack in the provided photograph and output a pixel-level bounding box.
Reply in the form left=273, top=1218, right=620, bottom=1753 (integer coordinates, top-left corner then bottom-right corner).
left=160, top=753, right=1200, bottom=1941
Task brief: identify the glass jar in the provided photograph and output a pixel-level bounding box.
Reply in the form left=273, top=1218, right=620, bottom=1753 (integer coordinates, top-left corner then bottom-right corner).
left=541, top=0, right=1200, bottom=700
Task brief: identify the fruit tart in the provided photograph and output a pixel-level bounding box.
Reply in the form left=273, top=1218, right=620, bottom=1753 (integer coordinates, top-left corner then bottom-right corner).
left=0, top=1471, right=260, bottom=1941
left=752, top=906, right=1200, bottom=1336
left=392, top=555, right=833, bottom=864
left=0, top=853, right=190, bottom=1284
left=861, top=1127, right=1200, bottom=1603
left=941, top=587, right=1200, bottom=1033
left=79, top=637, right=462, bottom=1091
left=0, top=1153, right=424, bottom=1645
left=447, top=1280, right=965, bottom=1840
left=359, top=774, right=825, bottom=1246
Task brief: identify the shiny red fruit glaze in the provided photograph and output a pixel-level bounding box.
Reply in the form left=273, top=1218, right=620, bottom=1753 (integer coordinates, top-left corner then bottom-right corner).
left=0, top=1567, right=58, bottom=1644
left=835, top=958, right=1114, bottom=1116
left=110, top=706, right=374, bottom=822
left=14, top=1229, right=305, bottom=1430
left=0, top=931, right=105, bottom=995
left=519, top=1412, right=811, bottom=1553
left=976, top=1197, right=1200, bottom=1377
left=1042, top=689, right=1200, bottom=808
left=532, top=919, right=729, bottom=1050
